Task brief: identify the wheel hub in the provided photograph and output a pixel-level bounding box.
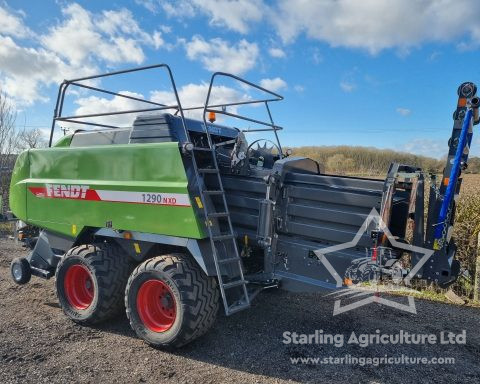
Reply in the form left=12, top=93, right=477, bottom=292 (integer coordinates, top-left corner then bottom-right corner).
left=64, top=264, right=95, bottom=310
left=136, top=279, right=176, bottom=333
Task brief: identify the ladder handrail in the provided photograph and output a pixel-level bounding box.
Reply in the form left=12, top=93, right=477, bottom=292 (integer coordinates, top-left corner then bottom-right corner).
left=202, top=72, right=284, bottom=158
left=196, top=117, right=250, bottom=314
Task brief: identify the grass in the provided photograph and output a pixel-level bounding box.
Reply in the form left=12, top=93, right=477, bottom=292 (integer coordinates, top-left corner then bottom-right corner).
left=335, top=173, right=480, bottom=304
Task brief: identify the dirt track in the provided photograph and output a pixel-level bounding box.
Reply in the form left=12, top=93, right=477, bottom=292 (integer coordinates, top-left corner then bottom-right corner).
left=1, top=238, right=480, bottom=384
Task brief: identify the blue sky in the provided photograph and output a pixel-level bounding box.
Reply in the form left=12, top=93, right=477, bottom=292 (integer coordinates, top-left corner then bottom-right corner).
left=1, top=0, right=480, bottom=158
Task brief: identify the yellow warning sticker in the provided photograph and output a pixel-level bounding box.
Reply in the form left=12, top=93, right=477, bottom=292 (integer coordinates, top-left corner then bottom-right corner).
left=133, top=242, right=141, bottom=254
left=195, top=196, right=204, bottom=209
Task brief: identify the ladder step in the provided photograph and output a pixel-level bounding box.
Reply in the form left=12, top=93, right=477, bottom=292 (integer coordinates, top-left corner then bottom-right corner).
left=203, top=190, right=223, bottom=195
left=212, top=234, right=235, bottom=241
left=193, top=147, right=213, bottom=152
left=223, top=280, right=248, bottom=290
left=227, top=302, right=250, bottom=315
left=207, top=212, right=228, bottom=218
left=218, top=257, right=241, bottom=264
left=198, top=168, right=218, bottom=174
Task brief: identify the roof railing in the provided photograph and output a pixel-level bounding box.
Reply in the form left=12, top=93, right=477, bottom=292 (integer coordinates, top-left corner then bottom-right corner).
left=48, top=64, right=284, bottom=151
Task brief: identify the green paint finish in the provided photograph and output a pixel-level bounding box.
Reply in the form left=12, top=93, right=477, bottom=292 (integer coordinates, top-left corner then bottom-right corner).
left=10, top=143, right=205, bottom=239
left=9, top=150, right=29, bottom=220
left=53, top=134, right=73, bottom=147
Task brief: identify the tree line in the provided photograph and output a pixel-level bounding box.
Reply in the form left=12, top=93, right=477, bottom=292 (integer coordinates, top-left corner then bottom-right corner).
left=292, top=146, right=480, bottom=175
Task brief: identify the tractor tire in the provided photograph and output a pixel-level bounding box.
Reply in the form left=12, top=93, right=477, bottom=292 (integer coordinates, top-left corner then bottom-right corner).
left=125, top=253, right=219, bottom=348
left=55, top=243, right=131, bottom=324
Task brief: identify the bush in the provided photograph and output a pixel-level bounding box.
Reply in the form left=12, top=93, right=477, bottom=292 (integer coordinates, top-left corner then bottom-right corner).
left=292, top=145, right=451, bottom=175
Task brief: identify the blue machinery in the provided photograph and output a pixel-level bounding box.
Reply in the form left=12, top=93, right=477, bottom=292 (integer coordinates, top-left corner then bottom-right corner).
left=409, top=82, right=480, bottom=287
left=434, top=108, right=474, bottom=250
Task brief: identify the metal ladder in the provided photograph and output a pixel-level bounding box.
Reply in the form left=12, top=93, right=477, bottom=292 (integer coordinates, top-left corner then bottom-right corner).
left=189, top=125, right=250, bottom=315
left=176, top=71, right=284, bottom=315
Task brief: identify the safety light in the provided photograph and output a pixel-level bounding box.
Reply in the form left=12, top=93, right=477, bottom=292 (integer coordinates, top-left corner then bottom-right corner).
left=208, top=111, right=216, bottom=123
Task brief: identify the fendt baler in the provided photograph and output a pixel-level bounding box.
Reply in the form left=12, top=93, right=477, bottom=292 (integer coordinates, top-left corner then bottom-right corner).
left=9, top=65, right=480, bottom=347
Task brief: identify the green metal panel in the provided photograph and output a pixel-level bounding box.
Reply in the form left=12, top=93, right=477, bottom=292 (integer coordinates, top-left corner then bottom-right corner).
left=10, top=143, right=205, bottom=239
left=9, top=150, right=29, bottom=221
left=53, top=134, right=73, bottom=147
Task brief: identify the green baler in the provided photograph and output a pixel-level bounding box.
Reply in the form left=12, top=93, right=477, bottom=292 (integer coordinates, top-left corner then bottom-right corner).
left=10, top=143, right=203, bottom=239
left=9, top=64, right=479, bottom=348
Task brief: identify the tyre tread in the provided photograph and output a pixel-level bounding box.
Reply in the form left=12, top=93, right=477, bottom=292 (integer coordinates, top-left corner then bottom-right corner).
left=125, top=253, right=219, bottom=347
left=56, top=242, right=131, bottom=324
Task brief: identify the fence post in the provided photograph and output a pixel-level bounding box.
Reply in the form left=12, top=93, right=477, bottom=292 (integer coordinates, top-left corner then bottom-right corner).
left=474, top=232, right=480, bottom=303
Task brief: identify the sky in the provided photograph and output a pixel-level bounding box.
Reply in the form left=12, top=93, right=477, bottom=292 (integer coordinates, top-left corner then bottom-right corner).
left=1, top=0, right=480, bottom=158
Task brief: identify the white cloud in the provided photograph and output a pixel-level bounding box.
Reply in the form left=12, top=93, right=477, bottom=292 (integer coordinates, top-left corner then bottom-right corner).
left=312, top=48, right=323, bottom=64
left=0, top=6, right=31, bottom=38
left=294, top=85, right=305, bottom=92
left=184, top=35, right=259, bottom=75
left=67, top=81, right=254, bottom=130
left=69, top=82, right=250, bottom=126
left=157, top=0, right=263, bottom=33
left=396, top=107, right=411, bottom=116
left=402, top=138, right=446, bottom=159
left=139, top=0, right=480, bottom=53
left=134, top=0, right=159, bottom=13
left=160, top=25, right=172, bottom=34
left=268, top=47, right=286, bottom=58
left=271, top=0, right=480, bottom=53
left=340, top=81, right=356, bottom=93
left=67, top=91, right=147, bottom=129
left=41, top=4, right=163, bottom=66
left=97, top=8, right=164, bottom=48
left=190, top=0, right=263, bottom=34
left=259, top=77, right=287, bottom=92
left=159, top=0, right=196, bottom=18
left=0, top=35, right=96, bottom=105
left=428, top=51, right=442, bottom=61
left=0, top=3, right=166, bottom=105
left=151, top=82, right=249, bottom=119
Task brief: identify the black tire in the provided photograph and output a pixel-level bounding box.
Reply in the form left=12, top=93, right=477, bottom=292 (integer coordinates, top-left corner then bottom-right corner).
left=10, top=257, right=31, bottom=285
left=125, top=253, right=219, bottom=348
left=55, top=243, right=131, bottom=324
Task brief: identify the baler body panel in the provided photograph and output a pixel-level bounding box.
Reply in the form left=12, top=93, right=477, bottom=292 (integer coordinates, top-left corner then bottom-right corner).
left=9, top=150, right=30, bottom=221
left=10, top=142, right=205, bottom=239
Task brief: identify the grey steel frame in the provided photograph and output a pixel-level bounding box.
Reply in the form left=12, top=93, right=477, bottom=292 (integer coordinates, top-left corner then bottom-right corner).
left=48, top=64, right=285, bottom=150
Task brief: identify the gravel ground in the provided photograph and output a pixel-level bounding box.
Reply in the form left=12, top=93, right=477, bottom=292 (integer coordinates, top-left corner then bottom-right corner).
left=1, top=237, right=479, bottom=384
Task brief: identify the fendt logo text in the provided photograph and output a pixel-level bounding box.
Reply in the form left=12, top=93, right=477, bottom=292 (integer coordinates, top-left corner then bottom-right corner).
left=45, top=184, right=89, bottom=199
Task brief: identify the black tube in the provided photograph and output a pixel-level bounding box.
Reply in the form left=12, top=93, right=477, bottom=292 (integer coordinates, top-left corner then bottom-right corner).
left=472, top=96, right=480, bottom=125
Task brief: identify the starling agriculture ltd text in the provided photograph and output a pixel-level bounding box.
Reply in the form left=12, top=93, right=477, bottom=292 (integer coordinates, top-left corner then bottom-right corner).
left=282, top=330, right=466, bottom=348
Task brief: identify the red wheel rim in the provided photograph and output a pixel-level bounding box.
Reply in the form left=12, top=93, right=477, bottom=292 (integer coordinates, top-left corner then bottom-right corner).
left=136, top=279, right=176, bottom=332
left=64, top=264, right=94, bottom=310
